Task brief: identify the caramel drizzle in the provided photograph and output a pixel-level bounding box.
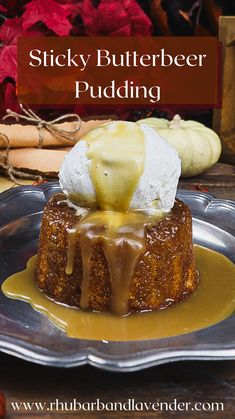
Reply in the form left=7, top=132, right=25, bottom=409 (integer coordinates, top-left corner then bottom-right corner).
left=65, top=229, right=77, bottom=275
left=103, top=239, right=143, bottom=315
left=64, top=122, right=147, bottom=315
left=65, top=225, right=95, bottom=310
left=79, top=234, right=95, bottom=310
left=65, top=211, right=150, bottom=316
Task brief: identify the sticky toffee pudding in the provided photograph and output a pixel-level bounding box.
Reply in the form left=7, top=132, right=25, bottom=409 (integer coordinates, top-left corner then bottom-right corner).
left=2, top=121, right=235, bottom=341
left=35, top=121, right=197, bottom=315
left=35, top=194, right=197, bottom=315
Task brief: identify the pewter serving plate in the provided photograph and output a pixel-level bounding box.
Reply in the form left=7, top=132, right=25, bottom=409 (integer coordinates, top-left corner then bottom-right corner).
left=0, top=183, right=235, bottom=371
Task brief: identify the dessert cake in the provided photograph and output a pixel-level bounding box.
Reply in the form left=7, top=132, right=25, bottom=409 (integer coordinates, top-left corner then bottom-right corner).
left=35, top=195, right=197, bottom=314
left=34, top=121, right=198, bottom=315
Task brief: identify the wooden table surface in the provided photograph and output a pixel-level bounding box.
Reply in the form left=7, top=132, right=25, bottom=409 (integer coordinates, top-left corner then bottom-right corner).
left=0, top=162, right=235, bottom=419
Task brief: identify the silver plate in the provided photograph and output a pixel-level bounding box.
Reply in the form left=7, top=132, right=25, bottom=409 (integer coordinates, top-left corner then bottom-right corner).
left=0, top=183, right=235, bottom=371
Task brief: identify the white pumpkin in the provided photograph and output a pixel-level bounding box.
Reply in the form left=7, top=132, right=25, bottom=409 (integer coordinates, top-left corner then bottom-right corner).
left=138, top=115, right=222, bottom=177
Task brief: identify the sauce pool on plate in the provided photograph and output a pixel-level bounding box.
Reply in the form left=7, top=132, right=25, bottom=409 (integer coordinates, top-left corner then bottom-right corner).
left=2, top=245, right=235, bottom=341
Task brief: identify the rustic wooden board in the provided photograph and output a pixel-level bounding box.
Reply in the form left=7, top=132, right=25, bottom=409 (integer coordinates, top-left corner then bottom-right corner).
left=179, top=162, right=235, bottom=199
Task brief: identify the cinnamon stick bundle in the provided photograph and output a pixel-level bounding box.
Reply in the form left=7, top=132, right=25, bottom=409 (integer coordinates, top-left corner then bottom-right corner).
left=7, top=148, right=72, bottom=178
left=0, top=119, right=110, bottom=149
left=0, top=113, right=111, bottom=181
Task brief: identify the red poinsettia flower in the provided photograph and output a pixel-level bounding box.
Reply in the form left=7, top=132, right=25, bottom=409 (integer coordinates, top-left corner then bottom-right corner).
left=0, top=16, right=46, bottom=84
left=0, top=0, right=81, bottom=85
left=0, top=17, right=22, bottom=83
left=0, top=0, right=152, bottom=118
left=80, top=0, right=152, bottom=36
left=22, top=0, right=80, bottom=36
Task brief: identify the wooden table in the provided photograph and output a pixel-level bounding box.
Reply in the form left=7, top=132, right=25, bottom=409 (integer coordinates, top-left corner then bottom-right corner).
left=179, top=163, right=235, bottom=200
left=0, top=162, right=235, bottom=419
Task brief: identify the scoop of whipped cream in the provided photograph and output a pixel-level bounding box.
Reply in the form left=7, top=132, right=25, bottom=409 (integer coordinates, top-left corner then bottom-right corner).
left=59, top=121, right=181, bottom=213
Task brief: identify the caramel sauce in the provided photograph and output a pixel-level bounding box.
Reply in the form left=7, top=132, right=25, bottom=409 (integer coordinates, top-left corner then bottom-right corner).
left=87, top=121, right=145, bottom=212
left=69, top=121, right=145, bottom=212
left=2, top=246, right=235, bottom=341
left=64, top=122, right=147, bottom=315
left=65, top=210, right=161, bottom=316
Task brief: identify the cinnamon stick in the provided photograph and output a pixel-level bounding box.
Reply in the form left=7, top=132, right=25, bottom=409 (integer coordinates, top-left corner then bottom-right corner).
left=0, top=119, right=110, bottom=149
left=7, top=147, right=71, bottom=177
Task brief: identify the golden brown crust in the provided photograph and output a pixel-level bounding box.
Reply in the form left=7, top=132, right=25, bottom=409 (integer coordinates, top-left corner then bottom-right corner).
left=35, top=194, right=198, bottom=312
